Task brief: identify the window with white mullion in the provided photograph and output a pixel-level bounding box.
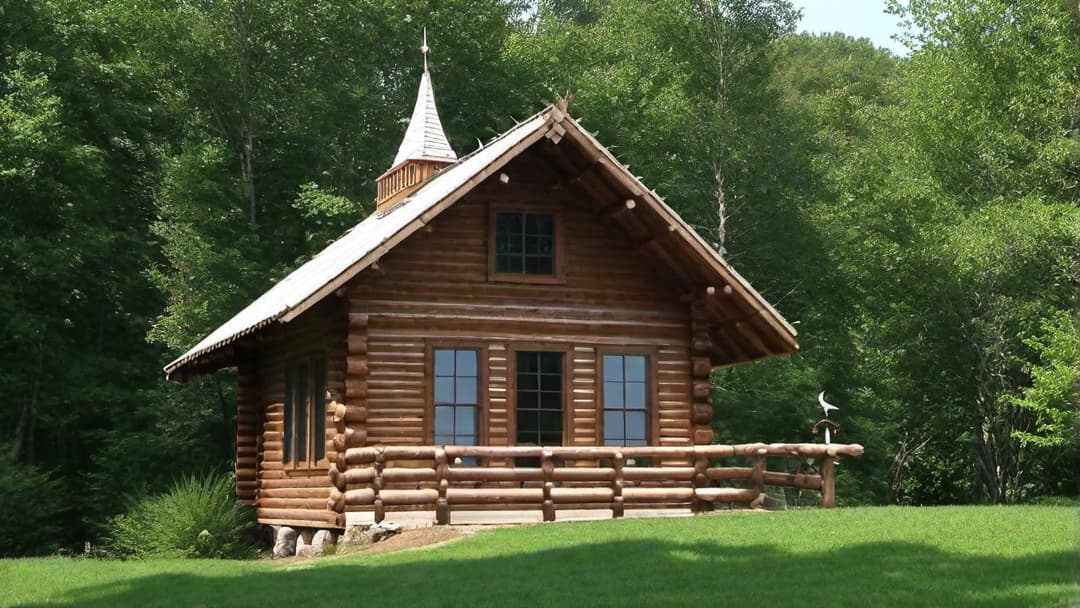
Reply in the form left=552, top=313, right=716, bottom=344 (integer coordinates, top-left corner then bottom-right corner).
left=433, top=348, right=479, bottom=447
left=602, top=354, right=649, bottom=447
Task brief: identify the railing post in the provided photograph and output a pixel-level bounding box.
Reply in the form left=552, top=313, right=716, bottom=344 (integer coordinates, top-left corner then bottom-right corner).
left=373, top=448, right=385, bottom=523
left=692, top=447, right=708, bottom=514
left=820, top=455, right=836, bottom=508
left=541, top=448, right=555, bottom=522
left=612, top=451, right=624, bottom=518
left=750, top=448, right=767, bottom=509
left=435, top=447, right=449, bottom=525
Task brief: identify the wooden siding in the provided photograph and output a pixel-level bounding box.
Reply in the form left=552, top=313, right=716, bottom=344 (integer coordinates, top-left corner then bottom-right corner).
left=253, top=299, right=345, bottom=527
left=348, top=146, right=696, bottom=451
left=235, top=360, right=259, bottom=503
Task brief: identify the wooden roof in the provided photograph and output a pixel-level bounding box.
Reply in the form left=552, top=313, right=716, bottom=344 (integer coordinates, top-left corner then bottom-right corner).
left=165, top=104, right=797, bottom=379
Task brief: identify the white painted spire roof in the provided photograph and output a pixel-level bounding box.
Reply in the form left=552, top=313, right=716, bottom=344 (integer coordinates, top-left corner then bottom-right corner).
left=392, top=31, right=457, bottom=166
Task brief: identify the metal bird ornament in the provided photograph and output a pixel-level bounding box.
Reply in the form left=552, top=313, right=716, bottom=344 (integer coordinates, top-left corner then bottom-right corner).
left=814, top=392, right=840, bottom=445
left=818, top=391, right=839, bottom=418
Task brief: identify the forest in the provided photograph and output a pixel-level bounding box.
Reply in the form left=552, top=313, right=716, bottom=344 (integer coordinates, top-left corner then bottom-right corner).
left=1, top=0, right=1077, bottom=555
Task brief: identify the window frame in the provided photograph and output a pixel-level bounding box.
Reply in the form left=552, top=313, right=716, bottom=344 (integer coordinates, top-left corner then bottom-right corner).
left=509, top=344, right=571, bottom=447
left=597, top=348, right=658, bottom=448
left=487, top=203, right=566, bottom=285
left=425, top=342, right=488, bottom=447
left=283, top=353, right=329, bottom=471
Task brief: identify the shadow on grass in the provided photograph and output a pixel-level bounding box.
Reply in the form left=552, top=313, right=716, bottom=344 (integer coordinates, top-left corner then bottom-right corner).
left=16, top=538, right=1075, bottom=608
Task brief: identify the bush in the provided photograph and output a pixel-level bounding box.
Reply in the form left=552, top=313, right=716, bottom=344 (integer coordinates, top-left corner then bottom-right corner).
left=105, top=472, right=255, bottom=559
left=1030, top=495, right=1079, bottom=507
left=0, top=447, right=65, bottom=557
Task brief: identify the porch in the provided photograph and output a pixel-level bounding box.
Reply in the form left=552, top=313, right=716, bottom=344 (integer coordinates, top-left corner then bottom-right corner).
left=324, top=442, right=864, bottom=528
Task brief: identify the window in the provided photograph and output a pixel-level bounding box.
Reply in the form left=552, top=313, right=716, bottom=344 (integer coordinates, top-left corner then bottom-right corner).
left=284, top=356, right=327, bottom=467
left=602, top=354, right=648, bottom=447
left=516, top=351, right=564, bottom=445
left=494, top=211, right=556, bottom=276
left=433, top=348, right=479, bottom=446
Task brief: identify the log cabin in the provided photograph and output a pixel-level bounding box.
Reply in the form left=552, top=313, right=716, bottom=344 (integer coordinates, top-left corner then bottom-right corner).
left=165, top=42, right=862, bottom=532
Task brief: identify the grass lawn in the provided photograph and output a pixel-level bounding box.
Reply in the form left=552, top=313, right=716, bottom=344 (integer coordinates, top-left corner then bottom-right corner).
left=1, top=506, right=1076, bottom=607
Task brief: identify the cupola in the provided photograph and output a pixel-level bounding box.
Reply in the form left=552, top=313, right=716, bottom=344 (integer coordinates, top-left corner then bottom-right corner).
left=375, top=30, right=457, bottom=213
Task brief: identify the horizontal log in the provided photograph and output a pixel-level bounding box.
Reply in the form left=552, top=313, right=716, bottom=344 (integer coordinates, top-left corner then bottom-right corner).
left=691, top=336, right=712, bottom=355
left=446, top=488, right=544, bottom=504
left=692, top=381, right=712, bottom=400
left=333, top=404, right=368, bottom=423
left=380, top=489, right=438, bottom=505
left=260, top=487, right=330, bottom=499
left=693, top=428, right=714, bottom=445
left=694, top=487, right=759, bottom=503
left=344, top=467, right=376, bottom=485
left=345, top=379, right=368, bottom=399
left=258, top=498, right=328, bottom=510
left=383, top=467, right=438, bottom=483
left=706, top=466, right=753, bottom=481
left=447, top=467, right=544, bottom=482
left=344, top=488, right=376, bottom=505
left=764, top=471, right=823, bottom=490
left=347, top=334, right=369, bottom=354
left=444, top=446, right=544, bottom=459
left=550, top=487, right=614, bottom=503
left=552, top=467, right=616, bottom=482
left=255, top=508, right=337, bottom=523
left=692, top=404, right=713, bottom=425
left=333, top=428, right=367, bottom=452
left=622, top=467, right=695, bottom=482
left=692, top=356, right=711, bottom=378
left=346, top=359, right=369, bottom=376
left=622, top=487, right=695, bottom=501
left=344, top=447, right=378, bottom=465
left=382, top=446, right=439, bottom=460
left=259, top=477, right=331, bottom=489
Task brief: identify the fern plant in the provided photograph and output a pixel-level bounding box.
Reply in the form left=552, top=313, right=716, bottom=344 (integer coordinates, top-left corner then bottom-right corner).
left=106, top=472, right=255, bottom=559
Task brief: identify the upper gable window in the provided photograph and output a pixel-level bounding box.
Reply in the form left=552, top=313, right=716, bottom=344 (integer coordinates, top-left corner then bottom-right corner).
left=492, top=211, right=559, bottom=280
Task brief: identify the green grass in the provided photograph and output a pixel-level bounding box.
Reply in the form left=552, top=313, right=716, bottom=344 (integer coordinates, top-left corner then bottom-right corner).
left=1, top=506, right=1076, bottom=607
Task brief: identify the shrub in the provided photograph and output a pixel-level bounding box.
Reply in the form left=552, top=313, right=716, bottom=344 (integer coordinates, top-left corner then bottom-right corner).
left=105, top=472, right=255, bottom=559
left=0, top=447, right=65, bottom=557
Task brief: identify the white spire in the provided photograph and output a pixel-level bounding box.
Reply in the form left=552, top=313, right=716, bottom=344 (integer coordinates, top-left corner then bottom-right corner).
left=391, top=30, right=457, bottom=167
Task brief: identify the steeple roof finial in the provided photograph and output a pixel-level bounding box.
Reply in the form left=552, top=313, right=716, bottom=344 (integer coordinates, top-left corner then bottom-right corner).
left=390, top=29, right=457, bottom=167
left=422, top=27, right=429, bottom=73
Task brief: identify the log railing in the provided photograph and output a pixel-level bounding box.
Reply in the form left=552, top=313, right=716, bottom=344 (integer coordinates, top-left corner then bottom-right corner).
left=327, top=443, right=863, bottom=526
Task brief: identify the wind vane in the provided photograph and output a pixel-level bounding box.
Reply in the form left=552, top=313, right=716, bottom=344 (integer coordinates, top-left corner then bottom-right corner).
left=814, top=391, right=840, bottom=445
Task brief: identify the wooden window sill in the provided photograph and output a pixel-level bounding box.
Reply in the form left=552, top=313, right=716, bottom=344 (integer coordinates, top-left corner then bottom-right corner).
left=284, top=466, right=329, bottom=477
left=489, top=273, right=566, bottom=285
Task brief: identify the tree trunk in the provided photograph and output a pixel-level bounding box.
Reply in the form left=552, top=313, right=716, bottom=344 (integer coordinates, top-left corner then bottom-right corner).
left=715, top=165, right=728, bottom=252
left=12, top=359, right=41, bottom=464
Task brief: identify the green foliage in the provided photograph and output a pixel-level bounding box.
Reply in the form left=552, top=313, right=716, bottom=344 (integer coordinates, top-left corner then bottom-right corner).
left=0, top=447, right=65, bottom=557
left=1010, top=313, right=1080, bottom=449
left=105, top=472, right=255, bottom=560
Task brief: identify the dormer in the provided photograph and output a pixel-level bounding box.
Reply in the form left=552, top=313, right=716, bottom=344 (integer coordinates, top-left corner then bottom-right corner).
left=375, top=31, right=457, bottom=214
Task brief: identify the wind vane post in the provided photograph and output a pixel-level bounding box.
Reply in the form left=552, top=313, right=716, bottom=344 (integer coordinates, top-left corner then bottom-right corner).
left=814, top=391, right=840, bottom=445
left=421, top=27, right=429, bottom=72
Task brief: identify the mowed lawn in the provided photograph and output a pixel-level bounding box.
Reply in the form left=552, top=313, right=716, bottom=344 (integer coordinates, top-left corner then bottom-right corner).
left=1, top=506, right=1076, bottom=607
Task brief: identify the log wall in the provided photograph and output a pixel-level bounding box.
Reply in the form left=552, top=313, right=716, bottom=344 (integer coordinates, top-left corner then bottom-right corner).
left=348, top=147, right=695, bottom=450
left=235, top=360, right=259, bottom=503
left=253, top=298, right=345, bottom=527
